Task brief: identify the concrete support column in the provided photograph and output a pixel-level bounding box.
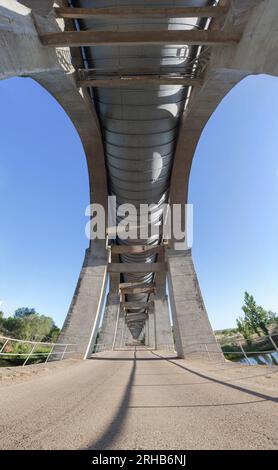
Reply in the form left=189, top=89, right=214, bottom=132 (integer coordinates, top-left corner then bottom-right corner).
left=55, top=241, right=108, bottom=359
left=140, top=324, right=145, bottom=344
left=98, top=293, right=120, bottom=351
left=148, top=305, right=156, bottom=350
left=124, top=326, right=134, bottom=346
left=154, top=296, right=174, bottom=351
left=113, top=309, right=125, bottom=349
left=167, top=249, right=223, bottom=361
left=145, top=318, right=149, bottom=347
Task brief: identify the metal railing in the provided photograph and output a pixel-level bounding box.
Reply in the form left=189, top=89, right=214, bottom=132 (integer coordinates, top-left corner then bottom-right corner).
left=0, top=335, right=76, bottom=366
left=154, top=343, right=175, bottom=352
left=195, top=332, right=278, bottom=366
left=77, top=47, right=211, bottom=82
left=93, top=343, right=111, bottom=353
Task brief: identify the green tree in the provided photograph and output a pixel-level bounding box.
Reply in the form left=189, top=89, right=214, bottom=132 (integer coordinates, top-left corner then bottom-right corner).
left=14, top=307, right=37, bottom=318
left=238, top=292, right=270, bottom=336
left=3, top=313, right=56, bottom=341
left=267, top=310, right=278, bottom=325
left=236, top=316, right=252, bottom=342
left=45, top=325, right=60, bottom=343
left=0, top=310, right=4, bottom=332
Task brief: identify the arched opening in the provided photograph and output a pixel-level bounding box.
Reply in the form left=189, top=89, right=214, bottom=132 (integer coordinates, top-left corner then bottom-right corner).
left=0, top=77, right=89, bottom=328
left=189, top=74, right=278, bottom=331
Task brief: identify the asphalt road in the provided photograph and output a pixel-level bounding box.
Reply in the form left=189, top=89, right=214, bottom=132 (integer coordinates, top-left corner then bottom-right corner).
left=0, top=348, right=277, bottom=449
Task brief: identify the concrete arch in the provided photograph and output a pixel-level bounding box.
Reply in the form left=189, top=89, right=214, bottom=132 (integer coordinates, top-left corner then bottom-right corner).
left=170, top=0, right=278, bottom=209
left=0, top=0, right=109, bottom=357
left=0, top=0, right=107, bottom=215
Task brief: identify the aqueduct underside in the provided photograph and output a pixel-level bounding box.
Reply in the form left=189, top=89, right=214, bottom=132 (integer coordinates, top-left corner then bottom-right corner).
left=1, top=0, right=277, bottom=360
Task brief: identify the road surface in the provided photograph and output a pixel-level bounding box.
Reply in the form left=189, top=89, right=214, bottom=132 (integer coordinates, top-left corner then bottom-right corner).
left=0, top=348, right=277, bottom=449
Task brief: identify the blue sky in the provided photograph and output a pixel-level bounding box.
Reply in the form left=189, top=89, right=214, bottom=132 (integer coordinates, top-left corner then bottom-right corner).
left=0, top=75, right=277, bottom=330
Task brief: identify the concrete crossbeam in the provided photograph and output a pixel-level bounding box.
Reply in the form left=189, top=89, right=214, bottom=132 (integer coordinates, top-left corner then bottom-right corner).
left=55, top=6, right=228, bottom=19
left=39, top=30, right=241, bottom=47
left=108, top=263, right=166, bottom=274
left=78, top=76, right=202, bottom=88
left=121, top=301, right=153, bottom=309
left=120, top=286, right=156, bottom=295
left=111, top=245, right=163, bottom=255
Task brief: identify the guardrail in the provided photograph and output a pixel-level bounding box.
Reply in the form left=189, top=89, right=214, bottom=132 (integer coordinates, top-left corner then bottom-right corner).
left=155, top=343, right=175, bottom=352
left=0, top=335, right=76, bottom=366
left=192, top=332, right=278, bottom=365
left=93, top=343, right=110, bottom=353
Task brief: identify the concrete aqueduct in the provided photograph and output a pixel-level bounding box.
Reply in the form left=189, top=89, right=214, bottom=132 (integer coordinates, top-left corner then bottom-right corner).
left=1, top=0, right=278, bottom=360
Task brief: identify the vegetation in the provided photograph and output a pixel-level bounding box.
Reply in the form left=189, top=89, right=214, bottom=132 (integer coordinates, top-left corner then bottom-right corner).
left=215, top=292, right=278, bottom=362
left=236, top=291, right=275, bottom=339
left=0, top=307, right=60, bottom=366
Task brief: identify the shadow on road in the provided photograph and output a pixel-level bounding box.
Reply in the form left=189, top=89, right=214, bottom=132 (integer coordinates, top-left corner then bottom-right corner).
left=84, top=349, right=137, bottom=450
left=128, top=399, right=266, bottom=409
left=151, top=351, right=278, bottom=404
left=90, top=356, right=176, bottom=361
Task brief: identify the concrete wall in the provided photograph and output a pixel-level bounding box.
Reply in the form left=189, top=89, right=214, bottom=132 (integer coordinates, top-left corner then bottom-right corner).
left=56, top=242, right=108, bottom=359
left=167, top=249, right=223, bottom=360
left=97, top=293, right=120, bottom=350
left=154, top=296, right=174, bottom=350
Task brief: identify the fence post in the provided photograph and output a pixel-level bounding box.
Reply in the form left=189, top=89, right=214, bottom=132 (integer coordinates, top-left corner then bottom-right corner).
left=238, top=341, right=251, bottom=365
left=60, top=344, right=68, bottom=361
left=23, top=342, right=37, bottom=367
left=0, top=338, right=9, bottom=353
left=268, top=335, right=278, bottom=353
left=45, top=343, right=55, bottom=363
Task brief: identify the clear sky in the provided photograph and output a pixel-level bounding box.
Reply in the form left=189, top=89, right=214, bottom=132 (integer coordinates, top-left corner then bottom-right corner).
left=0, top=75, right=277, bottom=330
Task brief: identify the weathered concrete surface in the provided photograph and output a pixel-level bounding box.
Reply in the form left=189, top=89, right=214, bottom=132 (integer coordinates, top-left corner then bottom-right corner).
left=113, top=310, right=126, bottom=348
left=147, top=306, right=156, bottom=349
left=0, top=0, right=64, bottom=79
left=56, top=243, right=108, bottom=359
left=154, top=296, right=174, bottom=350
left=98, top=294, right=120, bottom=349
left=0, top=349, right=277, bottom=450
left=167, top=250, right=222, bottom=360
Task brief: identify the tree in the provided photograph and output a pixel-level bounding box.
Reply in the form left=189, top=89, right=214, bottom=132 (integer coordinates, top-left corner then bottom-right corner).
left=236, top=316, right=252, bottom=342
left=14, top=307, right=37, bottom=318
left=0, top=310, right=4, bottom=331
left=267, top=310, right=278, bottom=325
left=3, top=312, right=56, bottom=341
left=44, top=325, right=60, bottom=343
left=238, top=292, right=270, bottom=337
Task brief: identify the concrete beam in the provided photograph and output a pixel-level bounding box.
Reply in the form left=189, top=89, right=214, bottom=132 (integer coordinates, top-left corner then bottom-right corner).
left=121, top=301, right=153, bottom=309
left=112, top=245, right=163, bottom=255
left=78, top=76, right=201, bottom=88
left=39, top=30, right=241, bottom=47
left=120, top=286, right=155, bottom=295
left=55, top=6, right=228, bottom=19
left=126, top=314, right=148, bottom=321
left=108, top=263, right=166, bottom=274
left=119, top=281, right=148, bottom=289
